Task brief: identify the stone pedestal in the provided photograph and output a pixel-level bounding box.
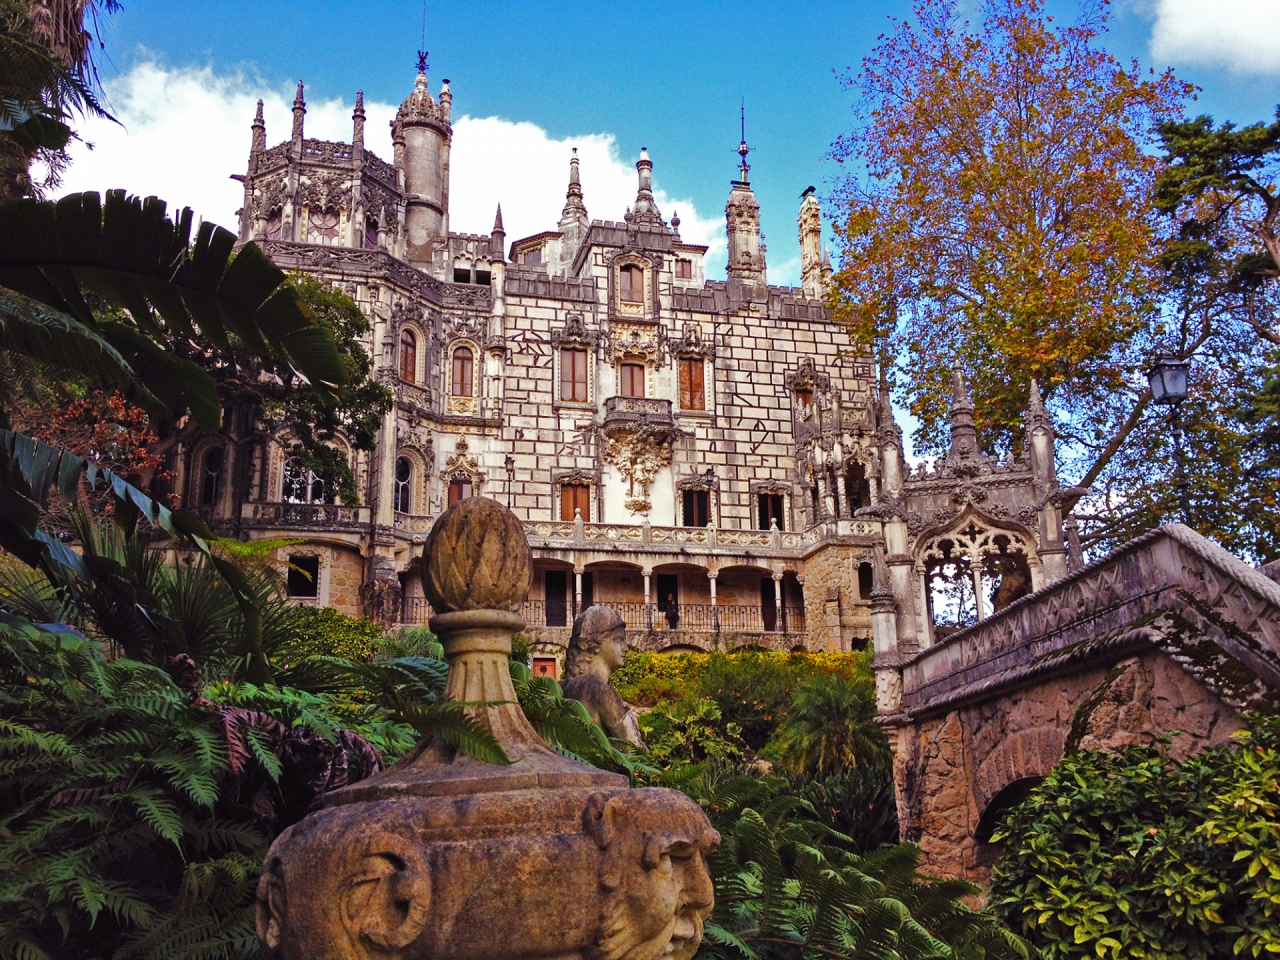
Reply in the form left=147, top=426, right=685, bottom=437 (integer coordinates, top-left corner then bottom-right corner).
left=257, top=497, right=718, bottom=960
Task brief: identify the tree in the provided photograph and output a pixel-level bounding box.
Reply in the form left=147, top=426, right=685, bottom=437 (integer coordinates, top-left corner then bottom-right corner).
left=762, top=669, right=889, bottom=776
left=830, top=0, right=1191, bottom=461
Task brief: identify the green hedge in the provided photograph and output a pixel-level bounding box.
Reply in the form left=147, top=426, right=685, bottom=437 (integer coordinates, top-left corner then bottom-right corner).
left=276, top=605, right=385, bottom=661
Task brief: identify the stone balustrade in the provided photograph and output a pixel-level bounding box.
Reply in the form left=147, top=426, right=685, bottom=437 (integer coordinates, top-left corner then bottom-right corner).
left=239, top=501, right=371, bottom=530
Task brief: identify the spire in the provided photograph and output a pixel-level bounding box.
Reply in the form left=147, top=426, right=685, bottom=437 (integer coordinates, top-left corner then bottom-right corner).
left=877, top=387, right=903, bottom=447
left=558, top=148, right=590, bottom=267
left=249, top=99, right=266, bottom=167
left=491, top=204, right=506, bottom=261
left=626, top=148, right=663, bottom=228
left=291, top=81, right=306, bottom=143
left=948, top=366, right=980, bottom=458
left=561, top=148, right=587, bottom=218
left=1026, top=378, right=1052, bottom=429
left=799, top=186, right=824, bottom=297
left=726, top=112, right=764, bottom=282
left=735, top=101, right=750, bottom=185
left=352, top=90, right=365, bottom=155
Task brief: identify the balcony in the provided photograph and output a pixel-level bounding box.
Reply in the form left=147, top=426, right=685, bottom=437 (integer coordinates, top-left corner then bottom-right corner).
left=602, top=395, right=674, bottom=440
left=399, top=598, right=806, bottom=637
left=240, top=501, right=372, bottom=531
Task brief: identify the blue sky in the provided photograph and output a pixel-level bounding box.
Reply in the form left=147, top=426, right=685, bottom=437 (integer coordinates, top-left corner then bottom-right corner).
left=62, top=0, right=1280, bottom=290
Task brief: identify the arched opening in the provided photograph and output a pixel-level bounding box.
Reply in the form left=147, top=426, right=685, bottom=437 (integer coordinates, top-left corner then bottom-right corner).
left=857, top=562, right=874, bottom=600
left=923, top=525, right=1033, bottom=638
left=198, top=446, right=223, bottom=506
left=619, top=264, right=643, bottom=303
left=394, top=456, right=412, bottom=514
left=845, top=461, right=871, bottom=514
left=308, top=209, right=339, bottom=245
left=451, top=346, right=474, bottom=397
left=974, top=776, right=1044, bottom=867
left=399, top=330, right=417, bottom=383
left=282, top=457, right=330, bottom=504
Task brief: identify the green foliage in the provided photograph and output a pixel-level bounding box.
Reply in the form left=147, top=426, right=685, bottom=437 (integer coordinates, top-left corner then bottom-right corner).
left=791, top=767, right=901, bottom=857
left=990, top=715, right=1280, bottom=959
left=639, top=696, right=746, bottom=766
left=761, top=665, right=890, bottom=775
left=273, top=604, right=385, bottom=662
left=613, top=650, right=863, bottom=752
left=694, top=772, right=1027, bottom=960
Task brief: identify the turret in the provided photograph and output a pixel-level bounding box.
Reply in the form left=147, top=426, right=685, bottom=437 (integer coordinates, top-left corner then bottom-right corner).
left=948, top=366, right=980, bottom=459
left=726, top=114, right=765, bottom=284
left=393, top=64, right=453, bottom=265
left=557, top=148, right=590, bottom=273
left=798, top=186, right=825, bottom=298
left=625, top=148, right=663, bottom=229
left=240, top=99, right=266, bottom=242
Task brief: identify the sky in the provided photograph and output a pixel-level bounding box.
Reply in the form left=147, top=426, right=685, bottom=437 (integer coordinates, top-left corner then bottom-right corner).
left=57, top=0, right=1280, bottom=291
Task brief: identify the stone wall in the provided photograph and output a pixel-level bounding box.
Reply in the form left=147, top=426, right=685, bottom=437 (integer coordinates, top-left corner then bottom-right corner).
left=894, top=649, right=1242, bottom=886
left=796, top=544, right=874, bottom=651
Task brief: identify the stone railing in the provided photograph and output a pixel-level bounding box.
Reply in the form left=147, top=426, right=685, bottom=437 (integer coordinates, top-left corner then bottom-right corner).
left=898, top=523, right=1280, bottom=719
left=394, top=512, right=433, bottom=536
left=523, top=518, right=806, bottom=556
left=602, top=395, right=674, bottom=439
left=239, top=501, right=371, bottom=529
left=393, top=377, right=433, bottom=413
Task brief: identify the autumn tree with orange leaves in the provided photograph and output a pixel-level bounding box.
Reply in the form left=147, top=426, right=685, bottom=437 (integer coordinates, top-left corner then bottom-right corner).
left=830, top=0, right=1191, bottom=462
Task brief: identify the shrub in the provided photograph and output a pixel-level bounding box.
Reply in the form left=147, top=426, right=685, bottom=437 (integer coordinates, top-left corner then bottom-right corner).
left=990, top=715, right=1280, bottom=960
left=761, top=665, right=890, bottom=774
left=637, top=696, right=746, bottom=766
left=275, top=605, right=385, bottom=662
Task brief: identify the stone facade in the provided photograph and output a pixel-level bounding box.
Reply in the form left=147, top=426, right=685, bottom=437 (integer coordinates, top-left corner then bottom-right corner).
left=885, top=523, right=1280, bottom=886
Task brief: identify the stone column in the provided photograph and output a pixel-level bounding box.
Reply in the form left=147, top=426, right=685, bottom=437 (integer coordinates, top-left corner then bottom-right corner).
left=773, top=573, right=784, bottom=632
left=574, top=566, right=584, bottom=617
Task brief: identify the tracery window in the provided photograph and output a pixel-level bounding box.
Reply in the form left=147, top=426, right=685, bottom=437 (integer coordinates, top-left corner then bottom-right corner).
left=282, top=458, right=330, bottom=504
left=394, top=457, right=412, bottom=514
left=619, top=265, right=643, bottom=303
left=561, top=347, right=588, bottom=402
left=678, top=357, right=705, bottom=410
left=199, top=446, right=223, bottom=506
left=560, top=482, right=591, bottom=521
left=308, top=210, right=339, bottom=245
left=619, top=362, right=645, bottom=398
left=451, top=346, right=474, bottom=397
left=921, top=524, right=1033, bottom=639
left=399, top=331, right=417, bottom=383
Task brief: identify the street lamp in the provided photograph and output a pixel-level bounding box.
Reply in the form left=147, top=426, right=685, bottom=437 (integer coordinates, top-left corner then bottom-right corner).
left=1146, top=355, right=1191, bottom=524
left=504, top=454, right=515, bottom=508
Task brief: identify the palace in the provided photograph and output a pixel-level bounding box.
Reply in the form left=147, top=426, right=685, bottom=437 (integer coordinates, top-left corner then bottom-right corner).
left=183, top=68, right=1076, bottom=677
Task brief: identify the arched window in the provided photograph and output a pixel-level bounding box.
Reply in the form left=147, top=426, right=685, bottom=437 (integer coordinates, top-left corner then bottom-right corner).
left=394, top=457, right=412, bottom=513
left=308, top=209, right=340, bottom=245
left=399, top=330, right=417, bottom=383
left=199, top=446, right=223, bottom=506
left=619, top=264, right=643, bottom=303
left=282, top=458, right=330, bottom=504
left=452, top=346, right=474, bottom=397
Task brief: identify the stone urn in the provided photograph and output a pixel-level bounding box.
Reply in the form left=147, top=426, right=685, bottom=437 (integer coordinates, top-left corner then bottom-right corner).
left=256, top=497, right=719, bottom=960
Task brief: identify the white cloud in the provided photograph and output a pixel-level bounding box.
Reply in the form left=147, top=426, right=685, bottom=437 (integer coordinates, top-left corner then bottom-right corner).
left=55, top=61, right=725, bottom=275
left=1146, top=0, right=1280, bottom=75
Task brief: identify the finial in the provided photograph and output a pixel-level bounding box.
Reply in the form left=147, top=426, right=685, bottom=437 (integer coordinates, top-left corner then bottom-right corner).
left=493, top=203, right=504, bottom=231
left=736, top=100, right=751, bottom=184
left=1026, top=377, right=1053, bottom=430
left=293, top=81, right=305, bottom=108
left=253, top=99, right=264, bottom=124
left=354, top=90, right=364, bottom=115
left=416, top=49, right=428, bottom=75
left=951, top=364, right=972, bottom=409
left=671, top=210, right=681, bottom=230
left=422, top=498, right=531, bottom=613
left=948, top=365, right=980, bottom=458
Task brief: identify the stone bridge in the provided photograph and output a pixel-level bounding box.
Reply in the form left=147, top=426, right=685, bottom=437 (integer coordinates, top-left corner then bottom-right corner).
left=881, top=524, right=1280, bottom=885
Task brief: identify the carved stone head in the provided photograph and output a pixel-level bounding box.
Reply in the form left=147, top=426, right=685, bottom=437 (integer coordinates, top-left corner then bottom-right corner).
left=565, top=605, right=628, bottom=681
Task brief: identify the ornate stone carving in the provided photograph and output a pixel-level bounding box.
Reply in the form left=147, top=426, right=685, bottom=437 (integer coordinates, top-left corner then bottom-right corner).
left=609, top=321, right=661, bottom=362
left=605, top=433, right=673, bottom=516
left=255, top=499, right=719, bottom=960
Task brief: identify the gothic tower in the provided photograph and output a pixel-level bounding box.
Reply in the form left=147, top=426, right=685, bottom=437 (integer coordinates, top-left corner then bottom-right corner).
left=726, top=122, right=765, bottom=287
left=393, top=67, right=452, bottom=265
left=798, top=186, right=826, bottom=297
left=557, top=149, right=589, bottom=274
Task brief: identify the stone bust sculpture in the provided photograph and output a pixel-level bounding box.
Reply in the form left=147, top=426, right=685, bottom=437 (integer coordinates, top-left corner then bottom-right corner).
left=562, top=605, right=646, bottom=749
left=255, top=497, right=717, bottom=960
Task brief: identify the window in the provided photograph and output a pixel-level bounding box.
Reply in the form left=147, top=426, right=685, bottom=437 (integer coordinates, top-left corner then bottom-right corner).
left=560, top=347, right=589, bottom=402
left=675, top=258, right=692, bottom=279
left=682, top=489, right=710, bottom=527
left=845, top=462, right=871, bottom=513
left=364, top=218, right=379, bottom=249
left=678, top=357, right=705, bottom=410
left=474, top=269, right=491, bottom=286
left=858, top=562, right=874, bottom=600
left=560, top=482, right=591, bottom=521
left=394, top=457, right=412, bottom=513
left=264, top=214, right=282, bottom=240
left=758, top=493, right=785, bottom=531
left=308, top=210, right=339, bottom=245
left=523, top=248, right=541, bottom=266
left=283, top=458, right=330, bottom=504
left=452, top=346, right=474, bottom=397
left=199, top=446, right=223, bottom=506
left=287, top=555, right=320, bottom=598
left=399, top=330, right=417, bottom=383
left=453, top=267, right=471, bottom=283
left=619, top=264, right=643, bottom=303
left=619, top=362, right=645, bottom=398
left=794, top=387, right=813, bottom=407
left=448, top=476, right=473, bottom=506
